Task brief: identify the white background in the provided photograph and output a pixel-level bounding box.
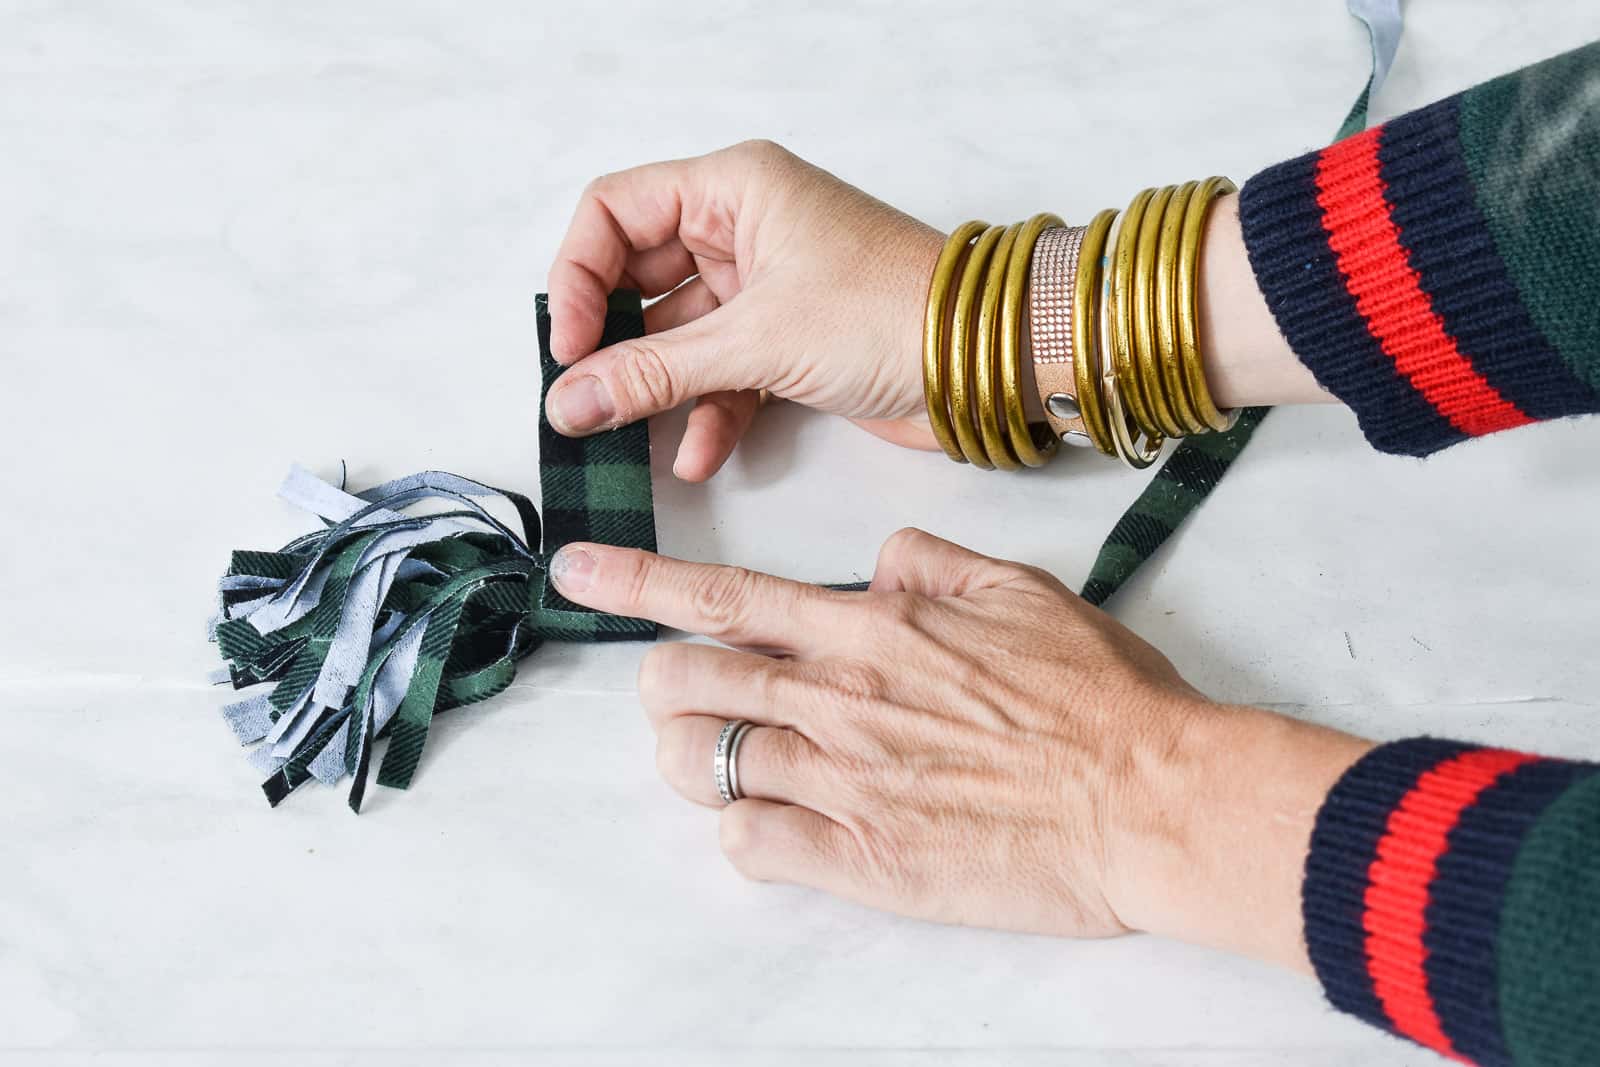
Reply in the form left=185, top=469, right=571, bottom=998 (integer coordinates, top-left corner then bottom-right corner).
left=4, top=2, right=1599, bottom=1064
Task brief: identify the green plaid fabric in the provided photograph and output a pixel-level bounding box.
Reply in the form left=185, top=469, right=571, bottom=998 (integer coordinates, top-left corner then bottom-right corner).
left=535, top=291, right=657, bottom=637
left=210, top=293, right=659, bottom=811
left=221, top=531, right=541, bottom=809
left=1080, top=407, right=1267, bottom=606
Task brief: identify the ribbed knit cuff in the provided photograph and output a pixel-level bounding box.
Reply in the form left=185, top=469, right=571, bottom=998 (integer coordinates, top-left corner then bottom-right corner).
left=1239, top=90, right=1600, bottom=457
left=1304, top=738, right=1599, bottom=1065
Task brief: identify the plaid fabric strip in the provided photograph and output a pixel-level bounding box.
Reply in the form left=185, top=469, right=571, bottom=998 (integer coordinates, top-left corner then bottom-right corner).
left=375, top=595, right=466, bottom=790
left=534, top=290, right=658, bottom=639
left=1080, top=406, right=1267, bottom=606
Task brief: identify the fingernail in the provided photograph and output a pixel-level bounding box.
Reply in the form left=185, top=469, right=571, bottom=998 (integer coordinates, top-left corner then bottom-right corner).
left=549, top=546, right=596, bottom=593
left=551, top=331, right=575, bottom=363
left=549, top=375, right=614, bottom=434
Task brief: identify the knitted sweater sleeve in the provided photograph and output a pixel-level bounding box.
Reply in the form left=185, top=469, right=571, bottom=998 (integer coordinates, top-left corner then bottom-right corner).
left=1237, top=40, right=1600, bottom=456
left=1234, top=45, right=1600, bottom=1061
left=1302, top=739, right=1600, bottom=1064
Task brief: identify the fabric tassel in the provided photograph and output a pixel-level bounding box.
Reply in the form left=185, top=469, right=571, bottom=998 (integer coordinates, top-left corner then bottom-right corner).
left=211, top=466, right=589, bottom=810
left=208, top=291, right=659, bottom=811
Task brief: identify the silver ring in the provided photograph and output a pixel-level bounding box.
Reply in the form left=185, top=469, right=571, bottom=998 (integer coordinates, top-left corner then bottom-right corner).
left=714, top=719, right=755, bottom=805
left=727, top=720, right=753, bottom=802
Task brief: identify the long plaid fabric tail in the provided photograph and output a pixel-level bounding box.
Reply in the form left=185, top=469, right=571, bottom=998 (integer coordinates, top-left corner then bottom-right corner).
left=1079, top=407, right=1267, bottom=606
left=1078, top=0, right=1394, bottom=609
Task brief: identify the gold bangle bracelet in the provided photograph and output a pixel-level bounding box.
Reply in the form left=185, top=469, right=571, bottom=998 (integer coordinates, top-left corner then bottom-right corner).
left=1154, top=180, right=1206, bottom=435
left=923, top=220, right=989, bottom=464
left=1101, top=206, right=1162, bottom=468
left=1108, top=187, right=1159, bottom=438
left=1132, top=184, right=1185, bottom=438
left=1104, top=365, right=1161, bottom=469
left=1001, top=212, right=1063, bottom=468
left=948, top=224, right=1006, bottom=469
left=975, top=222, right=1024, bottom=470
left=1072, top=209, right=1118, bottom=456
left=1177, top=176, right=1239, bottom=432
left=923, top=176, right=1233, bottom=471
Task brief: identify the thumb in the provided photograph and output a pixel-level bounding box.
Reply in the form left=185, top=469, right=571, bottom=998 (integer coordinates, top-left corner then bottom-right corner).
left=867, top=527, right=1014, bottom=598
left=544, top=303, right=766, bottom=435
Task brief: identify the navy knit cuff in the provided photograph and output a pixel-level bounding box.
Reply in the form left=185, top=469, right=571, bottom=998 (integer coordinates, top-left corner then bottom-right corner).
left=1239, top=95, right=1599, bottom=456
left=1303, top=737, right=1596, bottom=1064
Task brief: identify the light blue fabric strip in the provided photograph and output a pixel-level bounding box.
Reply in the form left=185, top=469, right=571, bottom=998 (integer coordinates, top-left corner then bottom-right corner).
left=290, top=617, right=427, bottom=785
left=243, top=466, right=412, bottom=632
left=218, top=591, right=274, bottom=623
left=219, top=575, right=285, bottom=592
left=279, top=463, right=407, bottom=526
left=246, top=742, right=281, bottom=776
left=371, top=621, right=426, bottom=735
left=354, top=470, right=536, bottom=559
left=395, top=556, right=444, bottom=581
left=311, top=551, right=397, bottom=709
left=356, top=469, right=514, bottom=503
left=249, top=467, right=497, bottom=635
left=308, top=511, right=484, bottom=705
left=271, top=698, right=326, bottom=759
left=371, top=610, right=404, bottom=648
left=1347, top=0, right=1402, bottom=97
left=307, top=720, right=352, bottom=784
left=233, top=548, right=336, bottom=635
left=221, top=694, right=275, bottom=745
left=265, top=682, right=316, bottom=753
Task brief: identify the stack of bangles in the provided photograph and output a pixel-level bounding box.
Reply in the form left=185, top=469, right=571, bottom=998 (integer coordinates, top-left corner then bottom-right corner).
left=922, top=178, right=1238, bottom=470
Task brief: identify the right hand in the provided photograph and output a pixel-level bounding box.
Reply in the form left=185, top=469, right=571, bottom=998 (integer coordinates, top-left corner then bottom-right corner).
left=544, top=140, right=944, bottom=481
left=548, top=528, right=1373, bottom=968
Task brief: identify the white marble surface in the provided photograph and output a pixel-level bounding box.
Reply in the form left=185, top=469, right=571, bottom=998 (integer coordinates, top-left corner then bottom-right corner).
left=4, top=2, right=1599, bottom=1064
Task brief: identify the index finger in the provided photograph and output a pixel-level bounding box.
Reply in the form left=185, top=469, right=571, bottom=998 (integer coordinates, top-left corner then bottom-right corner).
left=546, top=155, right=727, bottom=364
left=547, top=543, right=852, bottom=655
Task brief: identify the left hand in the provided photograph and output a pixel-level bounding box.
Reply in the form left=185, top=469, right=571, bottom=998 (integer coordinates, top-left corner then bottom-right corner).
left=543, top=142, right=944, bottom=481
left=547, top=528, right=1352, bottom=950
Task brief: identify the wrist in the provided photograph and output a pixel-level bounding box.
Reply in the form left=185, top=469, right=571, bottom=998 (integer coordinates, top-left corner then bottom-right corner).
left=1197, top=193, right=1334, bottom=408
left=1103, top=696, right=1373, bottom=970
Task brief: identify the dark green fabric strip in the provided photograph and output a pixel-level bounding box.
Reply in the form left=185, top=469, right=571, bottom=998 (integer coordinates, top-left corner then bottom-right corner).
left=1080, top=407, right=1268, bottom=607
left=376, top=596, right=466, bottom=790
left=534, top=290, right=658, bottom=638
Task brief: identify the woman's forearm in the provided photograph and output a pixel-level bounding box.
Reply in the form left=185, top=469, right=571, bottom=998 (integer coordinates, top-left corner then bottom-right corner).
left=1105, top=703, right=1371, bottom=972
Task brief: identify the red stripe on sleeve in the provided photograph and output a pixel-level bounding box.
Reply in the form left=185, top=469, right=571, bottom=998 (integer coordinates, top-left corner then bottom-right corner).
left=1314, top=129, right=1533, bottom=437
left=1362, top=748, right=1536, bottom=1060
